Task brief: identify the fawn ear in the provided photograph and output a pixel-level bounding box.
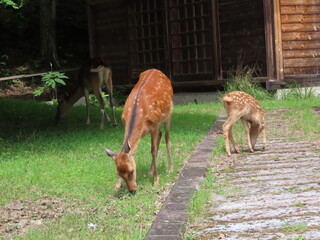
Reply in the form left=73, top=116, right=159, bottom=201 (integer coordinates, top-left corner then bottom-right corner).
left=102, top=147, right=115, bottom=159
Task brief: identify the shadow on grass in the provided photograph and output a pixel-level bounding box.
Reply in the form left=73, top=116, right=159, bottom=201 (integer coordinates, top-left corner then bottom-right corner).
left=0, top=99, right=123, bottom=141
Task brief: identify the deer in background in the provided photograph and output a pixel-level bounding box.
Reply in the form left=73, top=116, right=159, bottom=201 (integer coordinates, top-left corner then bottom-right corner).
left=222, top=91, right=266, bottom=156
left=55, top=58, right=117, bottom=129
left=102, top=69, right=173, bottom=193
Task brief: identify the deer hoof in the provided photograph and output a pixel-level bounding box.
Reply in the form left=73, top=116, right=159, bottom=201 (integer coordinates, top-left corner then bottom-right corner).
left=154, top=176, right=159, bottom=186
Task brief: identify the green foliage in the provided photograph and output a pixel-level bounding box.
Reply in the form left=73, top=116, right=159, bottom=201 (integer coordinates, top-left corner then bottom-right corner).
left=33, top=72, right=68, bottom=99
left=89, top=92, right=109, bottom=106
left=0, top=0, right=26, bottom=9
left=113, top=86, right=128, bottom=106
left=0, top=54, right=8, bottom=66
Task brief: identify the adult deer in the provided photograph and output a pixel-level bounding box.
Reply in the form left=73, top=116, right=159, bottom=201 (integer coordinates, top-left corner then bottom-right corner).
left=55, top=58, right=117, bottom=129
left=222, top=91, right=266, bottom=156
left=102, top=69, right=173, bottom=193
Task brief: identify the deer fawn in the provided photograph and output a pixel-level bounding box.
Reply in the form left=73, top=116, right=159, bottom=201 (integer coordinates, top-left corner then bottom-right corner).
left=222, top=91, right=266, bottom=156
left=55, top=58, right=117, bottom=129
left=102, top=69, right=173, bottom=193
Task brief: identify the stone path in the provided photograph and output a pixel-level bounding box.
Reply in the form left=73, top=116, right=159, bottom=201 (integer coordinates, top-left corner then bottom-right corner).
left=146, top=107, right=320, bottom=240
left=188, top=108, right=320, bottom=240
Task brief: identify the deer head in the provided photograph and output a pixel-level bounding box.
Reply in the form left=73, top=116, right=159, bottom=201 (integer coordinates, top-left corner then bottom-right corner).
left=103, top=143, right=137, bottom=194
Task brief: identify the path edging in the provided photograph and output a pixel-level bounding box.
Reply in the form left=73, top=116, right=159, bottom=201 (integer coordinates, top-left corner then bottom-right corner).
left=144, top=116, right=225, bottom=240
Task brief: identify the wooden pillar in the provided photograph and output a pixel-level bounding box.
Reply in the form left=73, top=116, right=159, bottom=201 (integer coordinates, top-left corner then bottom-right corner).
left=211, top=0, right=222, bottom=80
left=273, top=0, right=284, bottom=81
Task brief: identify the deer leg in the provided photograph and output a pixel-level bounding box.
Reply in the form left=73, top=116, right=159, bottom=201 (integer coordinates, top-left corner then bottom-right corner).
left=241, top=119, right=254, bottom=153
left=222, top=115, right=239, bottom=156
left=229, top=126, right=240, bottom=153
left=108, top=92, right=117, bottom=126
left=149, top=128, right=161, bottom=175
left=84, top=88, right=91, bottom=126
left=115, top=177, right=123, bottom=190
left=94, top=89, right=111, bottom=129
left=150, top=126, right=160, bottom=185
left=105, top=72, right=117, bottom=126
left=262, top=127, right=266, bottom=151
left=164, top=119, right=172, bottom=172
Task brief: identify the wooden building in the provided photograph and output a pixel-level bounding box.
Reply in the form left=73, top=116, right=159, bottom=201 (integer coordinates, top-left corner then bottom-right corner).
left=87, top=0, right=320, bottom=90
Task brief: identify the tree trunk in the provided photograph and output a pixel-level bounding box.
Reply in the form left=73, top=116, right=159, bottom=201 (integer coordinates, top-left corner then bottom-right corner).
left=40, top=0, right=60, bottom=69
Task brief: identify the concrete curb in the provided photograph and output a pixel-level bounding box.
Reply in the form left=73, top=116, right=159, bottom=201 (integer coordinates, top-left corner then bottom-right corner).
left=144, top=116, right=225, bottom=240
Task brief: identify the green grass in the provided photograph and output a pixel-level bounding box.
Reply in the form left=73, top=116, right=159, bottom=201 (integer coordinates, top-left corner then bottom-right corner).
left=280, top=222, right=308, bottom=233
left=0, top=99, right=219, bottom=239
left=187, top=169, right=216, bottom=223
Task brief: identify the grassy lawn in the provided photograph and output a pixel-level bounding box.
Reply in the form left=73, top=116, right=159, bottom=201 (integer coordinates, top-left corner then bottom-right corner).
left=0, top=98, right=220, bottom=239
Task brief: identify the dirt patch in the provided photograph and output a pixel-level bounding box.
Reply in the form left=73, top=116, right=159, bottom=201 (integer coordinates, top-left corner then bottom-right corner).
left=0, top=84, right=51, bottom=101
left=0, top=197, right=65, bottom=239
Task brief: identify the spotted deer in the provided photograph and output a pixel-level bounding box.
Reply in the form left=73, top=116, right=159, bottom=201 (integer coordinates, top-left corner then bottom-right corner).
left=102, top=69, right=173, bottom=193
left=55, top=58, right=117, bottom=129
left=222, top=91, right=266, bottom=156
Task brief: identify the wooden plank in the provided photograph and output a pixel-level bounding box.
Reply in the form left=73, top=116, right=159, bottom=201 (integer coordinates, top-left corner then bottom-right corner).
left=280, top=0, right=320, bottom=5
left=283, top=49, right=320, bottom=58
left=284, top=66, right=320, bottom=76
left=282, top=32, right=320, bottom=41
left=281, top=6, right=320, bottom=14
left=282, top=40, right=320, bottom=50
left=281, top=14, right=320, bottom=24
left=283, top=57, right=320, bottom=67
left=282, top=23, right=320, bottom=32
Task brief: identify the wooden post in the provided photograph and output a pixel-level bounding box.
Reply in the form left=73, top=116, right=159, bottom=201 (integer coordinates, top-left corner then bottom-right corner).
left=273, top=0, right=284, bottom=81
left=211, top=0, right=222, bottom=81
left=263, top=0, right=276, bottom=81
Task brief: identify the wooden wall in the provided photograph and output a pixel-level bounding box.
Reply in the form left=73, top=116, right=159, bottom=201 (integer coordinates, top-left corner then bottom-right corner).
left=280, top=0, right=320, bottom=77
left=218, top=0, right=267, bottom=77
left=88, top=0, right=129, bottom=85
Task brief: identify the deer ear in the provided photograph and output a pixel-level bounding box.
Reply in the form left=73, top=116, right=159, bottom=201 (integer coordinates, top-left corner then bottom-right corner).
left=122, top=140, right=131, bottom=154
left=102, top=147, right=115, bottom=158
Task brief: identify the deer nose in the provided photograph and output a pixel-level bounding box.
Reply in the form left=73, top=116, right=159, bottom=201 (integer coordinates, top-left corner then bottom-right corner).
left=129, top=190, right=136, bottom=195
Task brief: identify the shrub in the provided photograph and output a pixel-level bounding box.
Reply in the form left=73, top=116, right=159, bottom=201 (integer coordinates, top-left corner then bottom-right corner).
left=277, top=83, right=316, bottom=100
left=33, top=71, right=68, bottom=100
left=223, top=59, right=272, bottom=101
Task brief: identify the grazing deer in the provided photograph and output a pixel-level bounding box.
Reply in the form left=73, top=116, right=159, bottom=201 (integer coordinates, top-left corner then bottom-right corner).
left=55, top=58, right=117, bottom=129
left=102, top=69, right=173, bottom=193
left=222, top=91, right=266, bottom=156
